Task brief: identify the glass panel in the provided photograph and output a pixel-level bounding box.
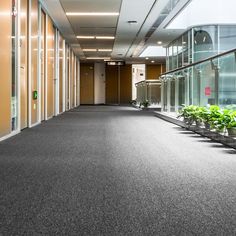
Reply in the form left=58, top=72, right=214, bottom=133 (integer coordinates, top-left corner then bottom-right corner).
left=177, top=37, right=182, bottom=68
left=217, top=53, right=236, bottom=107
left=170, top=78, right=175, bottom=112
left=182, top=33, right=189, bottom=66
left=198, top=61, right=216, bottom=106
left=11, top=0, right=17, bottom=131
left=163, top=81, right=168, bottom=111
left=172, top=41, right=178, bottom=69
left=193, top=26, right=218, bottom=62
left=177, top=72, right=186, bottom=109
left=219, top=25, right=236, bottom=52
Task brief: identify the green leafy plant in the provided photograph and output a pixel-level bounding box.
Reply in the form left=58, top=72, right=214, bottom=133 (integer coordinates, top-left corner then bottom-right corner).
left=130, top=100, right=137, bottom=106
left=213, top=109, right=236, bottom=131
left=139, top=100, right=150, bottom=108
left=177, top=105, right=200, bottom=125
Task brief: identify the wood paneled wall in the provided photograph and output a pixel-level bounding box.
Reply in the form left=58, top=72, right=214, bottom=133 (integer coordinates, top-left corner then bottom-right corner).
left=46, top=16, right=55, bottom=118
left=30, top=0, right=39, bottom=124
left=20, top=0, right=28, bottom=129
left=0, top=0, right=11, bottom=137
left=59, top=33, right=63, bottom=113
left=120, top=65, right=132, bottom=104
left=146, top=64, right=166, bottom=80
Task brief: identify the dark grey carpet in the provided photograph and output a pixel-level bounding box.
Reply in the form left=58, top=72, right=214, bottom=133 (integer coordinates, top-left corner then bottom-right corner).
left=0, top=105, right=235, bottom=236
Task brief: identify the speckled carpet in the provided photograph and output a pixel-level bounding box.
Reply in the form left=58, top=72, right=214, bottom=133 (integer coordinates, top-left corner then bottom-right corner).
left=0, top=106, right=235, bottom=235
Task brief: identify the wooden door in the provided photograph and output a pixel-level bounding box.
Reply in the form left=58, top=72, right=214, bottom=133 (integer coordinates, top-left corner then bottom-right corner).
left=105, top=65, right=118, bottom=104
left=80, top=64, right=94, bottom=104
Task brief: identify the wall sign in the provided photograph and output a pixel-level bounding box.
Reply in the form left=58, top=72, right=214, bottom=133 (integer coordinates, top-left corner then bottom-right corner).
left=205, top=87, right=211, bottom=96
left=33, top=91, right=38, bottom=100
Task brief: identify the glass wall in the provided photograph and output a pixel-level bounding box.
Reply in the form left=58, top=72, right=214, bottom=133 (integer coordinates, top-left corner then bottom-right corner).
left=167, top=25, right=236, bottom=72
left=162, top=24, right=236, bottom=113
left=161, top=51, right=236, bottom=112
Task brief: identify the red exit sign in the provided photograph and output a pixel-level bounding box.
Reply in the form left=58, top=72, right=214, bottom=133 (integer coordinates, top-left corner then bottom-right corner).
left=205, top=87, right=211, bottom=96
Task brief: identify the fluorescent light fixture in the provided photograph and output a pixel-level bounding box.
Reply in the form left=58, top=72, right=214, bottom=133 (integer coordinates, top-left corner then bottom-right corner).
left=77, top=36, right=114, bottom=40
left=139, top=46, right=166, bottom=57
left=83, top=49, right=97, bottom=52
left=66, top=12, right=119, bottom=16
left=98, top=49, right=112, bottom=52
left=86, top=57, right=111, bottom=60
left=96, top=36, right=115, bottom=40
left=166, top=0, right=236, bottom=29
left=77, top=36, right=95, bottom=39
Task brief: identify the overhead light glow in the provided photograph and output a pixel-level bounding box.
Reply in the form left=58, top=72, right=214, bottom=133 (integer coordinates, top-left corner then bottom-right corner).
left=98, top=49, right=112, bottom=52
left=77, top=36, right=95, bottom=39
left=96, top=36, right=115, bottom=40
left=139, top=46, right=166, bottom=57
left=86, top=57, right=111, bottom=60
left=66, top=12, right=119, bottom=16
left=77, top=36, right=115, bottom=40
left=157, top=41, right=162, bottom=45
left=83, top=49, right=97, bottom=52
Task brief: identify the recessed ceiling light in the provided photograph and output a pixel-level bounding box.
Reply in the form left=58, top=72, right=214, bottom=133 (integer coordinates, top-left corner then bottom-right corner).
left=86, top=57, right=111, bottom=60
left=96, top=36, right=115, bottom=40
left=145, top=57, right=149, bottom=60
left=77, top=36, right=95, bottom=39
left=66, top=12, right=119, bottom=16
left=157, top=41, right=162, bottom=44
left=98, top=49, right=112, bottom=52
left=127, top=20, right=137, bottom=24
left=151, top=60, right=155, bottom=63
left=83, top=49, right=97, bottom=52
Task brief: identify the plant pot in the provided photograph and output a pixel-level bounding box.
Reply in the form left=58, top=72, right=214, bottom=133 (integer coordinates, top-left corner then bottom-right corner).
left=204, top=122, right=211, bottom=130
left=227, top=127, right=236, bottom=137
left=195, top=121, right=203, bottom=128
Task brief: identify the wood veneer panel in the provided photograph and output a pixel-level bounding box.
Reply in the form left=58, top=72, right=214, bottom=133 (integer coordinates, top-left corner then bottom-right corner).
left=46, top=16, right=55, bottom=118
left=80, top=63, right=94, bottom=104
left=0, top=0, right=12, bottom=137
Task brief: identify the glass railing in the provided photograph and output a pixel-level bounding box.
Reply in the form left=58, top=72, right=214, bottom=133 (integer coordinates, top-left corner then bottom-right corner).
left=135, top=80, right=161, bottom=108
left=160, top=48, right=236, bottom=112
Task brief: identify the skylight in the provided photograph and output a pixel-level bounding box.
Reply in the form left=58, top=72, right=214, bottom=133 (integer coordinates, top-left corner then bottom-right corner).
left=139, top=46, right=166, bottom=57
left=166, top=0, right=236, bottom=29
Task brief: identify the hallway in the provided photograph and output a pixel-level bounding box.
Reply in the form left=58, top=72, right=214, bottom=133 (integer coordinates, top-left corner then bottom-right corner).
left=0, top=106, right=235, bottom=235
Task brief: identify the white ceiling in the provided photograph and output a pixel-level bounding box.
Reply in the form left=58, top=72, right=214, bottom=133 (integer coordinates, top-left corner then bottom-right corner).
left=40, top=0, right=190, bottom=64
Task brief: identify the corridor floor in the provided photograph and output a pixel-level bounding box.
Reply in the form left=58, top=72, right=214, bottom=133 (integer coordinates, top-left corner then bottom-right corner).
left=0, top=106, right=235, bottom=235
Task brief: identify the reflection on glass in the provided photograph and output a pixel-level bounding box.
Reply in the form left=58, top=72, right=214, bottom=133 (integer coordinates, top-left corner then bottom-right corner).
left=11, top=0, right=17, bottom=131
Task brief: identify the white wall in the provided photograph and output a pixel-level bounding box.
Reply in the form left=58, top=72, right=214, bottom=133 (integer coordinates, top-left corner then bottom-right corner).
left=94, top=63, right=105, bottom=104
left=132, top=64, right=145, bottom=100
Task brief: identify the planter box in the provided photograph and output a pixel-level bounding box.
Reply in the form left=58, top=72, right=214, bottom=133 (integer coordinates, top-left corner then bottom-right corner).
left=154, top=111, right=236, bottom=149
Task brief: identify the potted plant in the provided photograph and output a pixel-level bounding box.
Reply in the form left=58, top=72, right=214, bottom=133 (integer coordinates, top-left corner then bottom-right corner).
left=177, top=105, right=200, bottom=126
left=139, top=100, right=150, bottom=109
left=218, top=109, right=236, bottom=136
left=207, top=105, right=223, bottom=131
